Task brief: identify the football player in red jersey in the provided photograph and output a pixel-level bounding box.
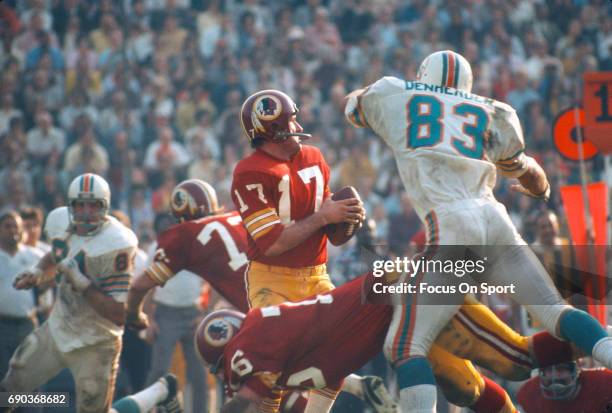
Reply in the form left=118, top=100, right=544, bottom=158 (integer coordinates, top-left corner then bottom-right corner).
left=125, top=179, right=394, bottom=412
left=517, top=362, right=612, bottom=412
left=230, top=90, right=396, bottom=412
left=126, top=179, right=250, bottom=325
left=195, top=274, right=392, bottom=413
left=231, top=89, right=365, bottom=308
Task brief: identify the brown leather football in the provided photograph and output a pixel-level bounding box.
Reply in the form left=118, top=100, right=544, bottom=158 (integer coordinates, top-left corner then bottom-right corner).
left=324, top=186, right=362, bottom=246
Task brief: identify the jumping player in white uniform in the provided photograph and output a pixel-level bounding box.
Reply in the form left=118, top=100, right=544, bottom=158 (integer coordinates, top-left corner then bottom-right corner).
left=344, top=50, right=612, bottom=412
left=1, top=173, right=138, bottom=413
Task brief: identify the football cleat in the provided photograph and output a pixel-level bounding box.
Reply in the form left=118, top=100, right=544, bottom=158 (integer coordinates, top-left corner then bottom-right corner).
left=157, top=374, right=182, bottom=413
left=362, top=376, right=398, bottom=413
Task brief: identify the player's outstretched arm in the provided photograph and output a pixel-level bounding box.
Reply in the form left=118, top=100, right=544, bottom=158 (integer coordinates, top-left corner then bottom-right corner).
left=126, top=271, right=159, bottom=330
left=265, top=197, right=364, bottom=256
left=509, top=156, right=550, bottom=201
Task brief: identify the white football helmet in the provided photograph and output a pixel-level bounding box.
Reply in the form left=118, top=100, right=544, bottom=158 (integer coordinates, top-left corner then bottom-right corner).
left=67, top=173, right=111, bottom=235
left=417, top=50, right=473, bottom=93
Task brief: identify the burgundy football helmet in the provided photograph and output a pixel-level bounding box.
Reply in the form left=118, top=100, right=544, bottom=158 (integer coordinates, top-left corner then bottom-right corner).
left=194, top=309, right=245, bottom=373
left=170, top=179, right=220, bottom=222
left=240, top=89, right=311, bottom=143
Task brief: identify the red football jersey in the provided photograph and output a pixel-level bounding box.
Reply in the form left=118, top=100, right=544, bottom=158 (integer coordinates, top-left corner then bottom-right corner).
left=145, top=211, right=250, bottom=312
left=231, top=145, right=332, bottom=267
left=222, top=275, right=392, bottom=397
left=517, top=369, right=612, bottom=413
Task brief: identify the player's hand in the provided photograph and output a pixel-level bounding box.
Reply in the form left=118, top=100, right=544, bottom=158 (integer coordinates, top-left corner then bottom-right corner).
left=319, top=197, right=365, bottom=225
left=57, top=257, right=92, bottom=292
left=126, top=311, right=149, bottom=331
left=13, top=268, right=42, bottom=290
left=510, top=183, right=550, bottom=202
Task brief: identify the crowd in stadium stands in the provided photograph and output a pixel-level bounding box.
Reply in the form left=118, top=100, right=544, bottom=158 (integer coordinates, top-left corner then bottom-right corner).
left=0, top=0, right=609, bottom=410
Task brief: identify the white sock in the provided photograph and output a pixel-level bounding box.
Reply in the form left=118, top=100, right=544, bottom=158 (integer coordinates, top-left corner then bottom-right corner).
left=593, top=337, right=612, bottom=369
left=399, top=384, right=436, bottom=413
left=130, top=379, right=169, bottom=412
left=340, top=374, right=363, bottom=399
left=304, top=389, right=337, bottom=413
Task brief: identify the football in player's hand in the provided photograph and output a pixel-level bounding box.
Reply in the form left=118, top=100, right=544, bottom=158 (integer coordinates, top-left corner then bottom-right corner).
left=324, top=186, right=363, bottom=246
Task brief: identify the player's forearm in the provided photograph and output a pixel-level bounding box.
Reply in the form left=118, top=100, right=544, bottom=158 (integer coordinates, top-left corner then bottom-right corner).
left=83, top=286, right=126, bottom=326
left=518, top=156, right=549, bottom=197
left=264, top=212, right=327, bottom=256
left=126, top=273, right=157, bottom=314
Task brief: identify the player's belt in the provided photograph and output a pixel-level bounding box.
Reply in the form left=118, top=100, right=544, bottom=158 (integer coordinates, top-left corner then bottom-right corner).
left=250, top=261, right=327, bottom=277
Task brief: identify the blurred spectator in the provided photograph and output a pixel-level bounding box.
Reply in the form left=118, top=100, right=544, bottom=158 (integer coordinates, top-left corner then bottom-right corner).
left=0, top=93, right=21, bottom=136
left=23, top=68, right=64, bottom=115
left=506, top=70, right=540, bottom=119
left=0, top=211, right=44, bottom=380
left=59, top=90, right=98, bottom=132
left=89, top=12, right=117, bottom=53
left=129, top=185, right=155, bottom=235
left=25, top=30, right=64, bottom=71
left=19, top=206, right=49, bottom=254
left=144, top=126, right=190, bottom=174
left=304, top=7, right=342, bottom=59
left=185, top=109, right=220, bottom=160
left=26, top=110, right=65, bottom=163
left=157, top=14, right=187, bottom=61
left=63, top=125, right=109, bottom=178
left=12, top=11, right=59, bottom=62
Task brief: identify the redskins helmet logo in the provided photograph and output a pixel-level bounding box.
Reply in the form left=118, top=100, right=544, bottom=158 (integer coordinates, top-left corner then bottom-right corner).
left=251, top=94, right=282, bottom=133
left=205, top=319, right=232, bottom=347
left=171, top=188, right=190, bottom=212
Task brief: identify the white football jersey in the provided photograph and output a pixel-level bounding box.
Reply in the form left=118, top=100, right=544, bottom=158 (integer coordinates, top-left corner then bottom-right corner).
left=44, top=207, right=138, bottom=352
left=347, top=77, right=526, bottom=220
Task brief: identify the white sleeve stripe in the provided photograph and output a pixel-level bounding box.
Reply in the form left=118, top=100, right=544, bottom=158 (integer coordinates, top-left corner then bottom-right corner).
left=250, top=220, right=281, bottom=236
left=245, top=211, right=276, bottom=229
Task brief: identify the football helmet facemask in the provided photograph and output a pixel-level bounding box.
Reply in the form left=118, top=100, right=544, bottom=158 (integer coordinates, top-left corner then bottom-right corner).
left=417, top=50, right=473, bottom=93
left=240, top=89, right=311, bottom=144
left=67, top=173, right=110, bottom=235
left=539, top=361, right=580, bottom=400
